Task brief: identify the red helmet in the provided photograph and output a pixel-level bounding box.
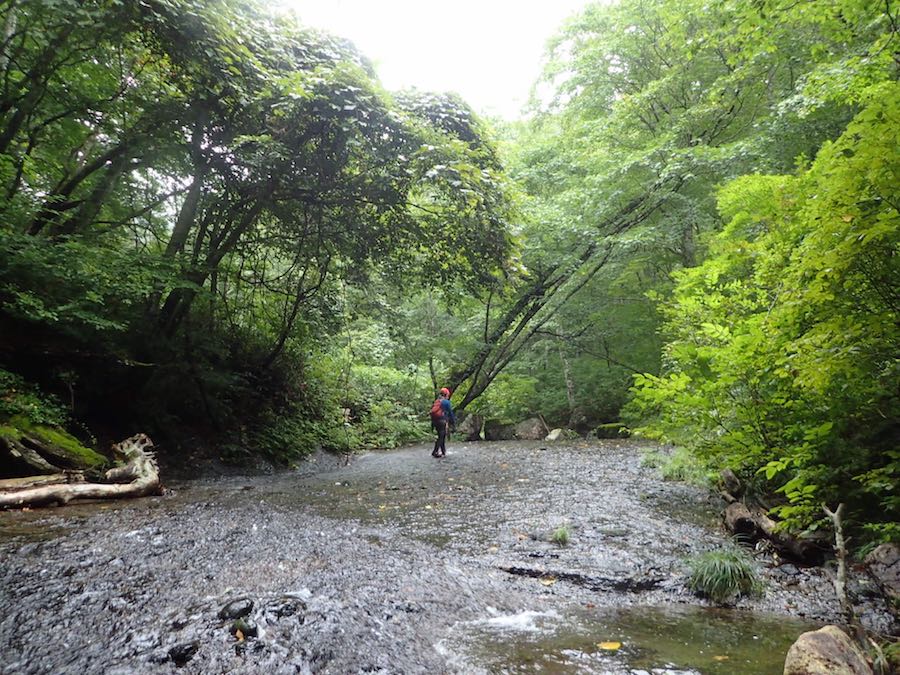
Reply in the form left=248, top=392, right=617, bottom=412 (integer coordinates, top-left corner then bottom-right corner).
left=440, top=387, right=451, bottom=397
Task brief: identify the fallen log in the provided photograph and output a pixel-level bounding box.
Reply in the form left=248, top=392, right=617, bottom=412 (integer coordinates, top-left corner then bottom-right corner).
left=724, top=501, right=826, bottom=564
left=0, top=434, right=60, bottom=474
left=0, top=472, right=83, bottom=492
left=0, top=434, right=161, bottom=509
left=1, top=419, right=107, bottom=476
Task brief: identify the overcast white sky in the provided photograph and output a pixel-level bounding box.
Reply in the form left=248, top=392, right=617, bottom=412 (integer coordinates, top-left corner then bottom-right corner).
left=280, top=1, right=593, bottom=119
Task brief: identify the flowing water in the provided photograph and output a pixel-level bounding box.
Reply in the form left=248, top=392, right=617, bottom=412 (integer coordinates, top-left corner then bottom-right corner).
left=0, top=440, right=889, bottom=673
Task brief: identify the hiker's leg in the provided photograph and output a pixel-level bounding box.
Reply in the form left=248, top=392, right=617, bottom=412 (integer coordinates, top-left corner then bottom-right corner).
left=432, top=422, right=441, bottom=456
left=438, top=421, right=447, bottom=456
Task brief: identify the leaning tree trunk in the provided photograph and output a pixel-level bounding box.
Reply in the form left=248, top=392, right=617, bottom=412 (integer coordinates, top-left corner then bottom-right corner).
left=0, top=434, right=161, bottom=508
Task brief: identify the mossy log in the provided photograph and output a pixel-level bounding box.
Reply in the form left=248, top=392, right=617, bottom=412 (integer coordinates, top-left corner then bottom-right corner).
left=0, top=434, right=160, bottom=509
left=0, top=416, right=106, bottom=477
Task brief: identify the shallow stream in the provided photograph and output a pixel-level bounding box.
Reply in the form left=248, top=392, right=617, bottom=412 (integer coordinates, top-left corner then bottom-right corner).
left=0, top=440, right=885, bottom=673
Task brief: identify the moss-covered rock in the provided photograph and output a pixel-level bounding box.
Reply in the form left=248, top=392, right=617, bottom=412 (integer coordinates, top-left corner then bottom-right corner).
left=595, top=422, right=629, bottom=439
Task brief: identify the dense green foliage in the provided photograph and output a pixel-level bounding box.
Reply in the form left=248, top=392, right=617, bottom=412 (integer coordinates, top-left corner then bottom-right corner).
left=438, top=0, right=875, bottom=425
left=628, top=83, right=899, bottom=539
left=458, top=0, right=895, bottom=545
left=0, top=0, right=511, bottom=460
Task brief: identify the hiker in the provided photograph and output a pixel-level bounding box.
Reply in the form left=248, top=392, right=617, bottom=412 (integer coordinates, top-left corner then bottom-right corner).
left=430, top=387, right=456, bottom=458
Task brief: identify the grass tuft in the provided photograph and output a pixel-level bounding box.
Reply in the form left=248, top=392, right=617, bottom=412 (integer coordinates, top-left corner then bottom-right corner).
left=551, top=525, right=571, bottom=547
left=686, top=547, right=761, bottom=604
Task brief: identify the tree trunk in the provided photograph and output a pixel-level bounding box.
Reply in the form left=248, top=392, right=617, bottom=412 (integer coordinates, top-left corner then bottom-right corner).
left=164, top=120, right=208, bottom=258
left=0, top=3, right=16, bottom=74
left=448, top=175, right=682, bottom=412
left=27, top=142, right=132, bottom=235
left=0, top=434, right=160, bottom=509
left=558, top=342, right=577, bottom=425
left=0, top=473, right=80, bottom=491
left=0, top=24, right=75, bottom=154
left=53, top=150, right=134, bottom=236
left=157, top=202, right=263, bottom=337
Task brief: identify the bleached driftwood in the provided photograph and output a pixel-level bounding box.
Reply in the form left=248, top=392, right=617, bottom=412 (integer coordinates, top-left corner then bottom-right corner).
left=0, top=434, right=160, bottom=509
left=0, top=472, right=83, bottom=491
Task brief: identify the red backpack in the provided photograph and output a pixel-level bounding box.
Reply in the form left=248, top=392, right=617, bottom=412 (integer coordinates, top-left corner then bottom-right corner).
left=430, top=398, right=444, bottom=421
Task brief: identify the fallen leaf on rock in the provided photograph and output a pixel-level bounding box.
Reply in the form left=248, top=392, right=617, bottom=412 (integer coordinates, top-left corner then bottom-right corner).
left=235, top=629, right=245, bottom=642
left=597, top=641, right=621, bottom=650
left=539, top=576, right=557, bottom=586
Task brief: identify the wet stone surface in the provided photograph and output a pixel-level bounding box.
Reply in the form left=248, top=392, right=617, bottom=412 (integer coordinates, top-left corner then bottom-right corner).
left=0, top=440, right=893, bottom=673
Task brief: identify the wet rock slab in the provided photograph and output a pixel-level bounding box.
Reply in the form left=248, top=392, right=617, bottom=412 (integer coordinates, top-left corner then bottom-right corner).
left=0, top=440, right=893, bottom=674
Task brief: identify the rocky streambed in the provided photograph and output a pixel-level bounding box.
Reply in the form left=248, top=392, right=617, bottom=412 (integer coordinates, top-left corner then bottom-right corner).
left=0, top=440, right=893, bottom=674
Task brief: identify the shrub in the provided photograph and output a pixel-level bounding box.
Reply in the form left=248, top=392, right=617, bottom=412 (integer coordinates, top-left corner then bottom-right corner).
left=640, top=448, right=665, bottom=468
left=640, top=445, right=714, bottom=487
left=687, top=547, right=761, bottom=604
left=0, top=368, right=68, bottom=426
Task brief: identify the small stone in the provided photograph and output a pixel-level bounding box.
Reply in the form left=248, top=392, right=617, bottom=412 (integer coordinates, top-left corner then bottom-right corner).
left=168, top=641, right=200, bottom=667
left=219, top=598, right=253, bottom=620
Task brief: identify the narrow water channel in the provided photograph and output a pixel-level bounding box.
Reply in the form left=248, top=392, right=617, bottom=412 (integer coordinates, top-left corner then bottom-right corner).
left=0, top=440, right=863, bottom=673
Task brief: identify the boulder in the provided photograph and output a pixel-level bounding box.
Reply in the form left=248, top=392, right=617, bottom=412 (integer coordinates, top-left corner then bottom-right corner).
left=864, top=543, right=900, bottom=602
left=567, top=408, right=590, bottom=433
left=483, top=420, right=515, bottom=441
left=545, top=428, right=563, bottom=441
left=514, top=418, right=546, bottom=440
left=783, top=625, right=871, bottom=675
left=456, top=414, right=483, bottom=441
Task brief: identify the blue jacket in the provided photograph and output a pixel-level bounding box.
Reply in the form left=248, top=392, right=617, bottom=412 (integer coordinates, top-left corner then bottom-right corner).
left=440, top=398, right=457, bottom=426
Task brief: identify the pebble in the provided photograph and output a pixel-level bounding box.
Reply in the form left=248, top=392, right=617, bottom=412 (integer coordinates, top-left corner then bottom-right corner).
left=168, top=640, right=200, bottom=666
left=219, top=597, right=254, bottom=620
